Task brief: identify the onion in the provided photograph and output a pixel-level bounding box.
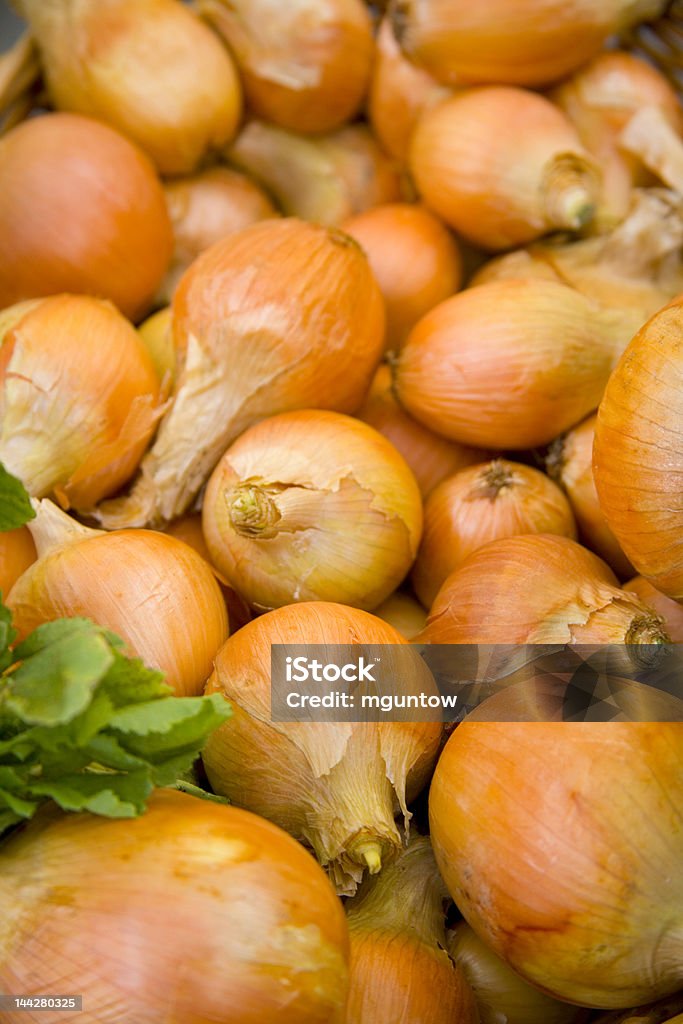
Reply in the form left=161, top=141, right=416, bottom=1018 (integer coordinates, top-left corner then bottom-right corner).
left=593, top=996, right=683, bottom=1024
left=429, top=722, right=683, bottom=1007
left=158, top=167, right=278, bottom=305
left=594, top=295, right=683, bottom=600
left=420, top=534, right=670, bottom=645
left=546, top=414, right=633, bottom=579
left=137, top=306, right=176, bottom=389
left=0, top=526, right=36, bottom=600
left=0, top=790, right=350, bottom=1023
left=389, top=0, right=667, bottom=86
left=410, top=87, right=600, bottom=250
left=0, top=294, right=163, bottom=510
left=341, top=203, right=462, bottom=351
left=373, top=591, right=426, bottom=639
left=203, top=602, right=442, bottom=894
left=201, top=0, right=373, bottom=134
left=93, top=219, right=386, bottom=528
left=202, top=410, right=422, bottom=611
left=17, top=0, right=242, bottom=175
left=0, top=113, right=172, bottom=320
left=624, top=577, right=683, bottom=642
left=228, top=121, right=402, bottom=227
left=345, top=834, right=479, bottom=1023
left=394, top=278, right=627, bottom=450
left=8, top=499, right=229, bottom=697
left=357, top=364, right=487, bottom=497
left=413, top=459, right=576, bottom=608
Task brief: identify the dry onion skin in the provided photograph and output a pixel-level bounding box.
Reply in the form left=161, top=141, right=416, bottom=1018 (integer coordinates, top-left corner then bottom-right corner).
left=413, top=459, right=577, bottom=608
left=341, top=203, right=462, bottom=351
left=0, top=526, right=36, bottom=600
left=203, top=602, right=442, bottom=895
left=345, top=835, right=479, bottom=1024
left=0, top=790, right=350, bottom=1024
left=410, top=87, right=600, bottom=250
left=203, top=410, right=423, bottom=611
left=7, top=500, right=229, bottom=697
left=200, top=0, right=373, bottom=134
left=624, top=577, right=683, bottom=642
left=94, top=219, right=385, bottom=529
left=373, top=591, right=426, bottom=639
left=389, top=0, right=667, bottom=87
left=594, top=295, right=683, bottom=600
left=394, top=278, right=626, bottom=450
left=17, top=0, right=242, bottom=175
left=420, top=534, right=670, bottom=645
left=429, top=723, right=683, bottom=1007
left=0, top=113, right=172, bottom=320
left=0, top=295, right=163, bottom=510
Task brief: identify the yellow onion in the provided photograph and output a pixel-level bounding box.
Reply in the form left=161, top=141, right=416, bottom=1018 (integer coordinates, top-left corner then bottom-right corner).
left=373, top=591, right=426, bottom=639
left=368, top=17, right=449, bottom=164
left=546, top=414, right=633, bottom=579
left=0, top=295, right=163, bottom=510
left=410, top=87, right=600, bottom=250
left=202, top=410, right=422, bottom=611
left=389, top=0, right=667, bottom=86
left=449, top=922, right=588, bottom=1024
left=624, top=577, right=683, bottom=642
left=420, top=534, right=669, bottom=645
left=345, top=834, right=479, bottom=1024
left=158, top=167, right=277, bottom=305
left=0, top=33, right=41, bottom=136
left=594, top=295, right=683, bottom=600
left=17, top=0, right=242, bottom=175
left=430, top=723, right=683, bottom=1007
left=0, top=526, right=36, bottom=600
left=413, top=459, right=577, bottom=608
left=137, top=306, right=176, bottom=390
left=228, top=121, right=402, bottom=227
left=358, top=364, right=488, bottom=497
left=394, top=278, right=629, bottom=450
left=0, top=791, right=350, bottom=1023
left=200, top=0, right=373, bottom=134
left=0, top=113, right=172, bottom=320
left=593, top=996, right=683, bottom=1024
left=341, top=203, right=462, bottom=351
left=94, top=219, right=386, bottom=529
left=203, top=602, right=442, bottom=894
left=8, top=499, right=228, bottom=697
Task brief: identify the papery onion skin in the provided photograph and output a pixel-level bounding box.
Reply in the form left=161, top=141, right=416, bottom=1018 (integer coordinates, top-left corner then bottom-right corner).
left=0, top=527, right=36, bottom=600
left=341, top=203, right=462, bottom=351
left=202, top=410, right=423, bottom=611
left=0, top=790, right=350, bottom=1024
left=8, top=525, right=229, bottom=697
left=594, top=297, right=683, bottom=601
left=410, top=87, right=599, bottom=250
left=394, top=278, right=623, bottom=450
left=201, top=0, right=373, bottom=134
left=203, top=602, right=442, bottom=895
left=430, top=722, right=683, bottom=1007
left=0, top=113, right=172, bottom=320
left=413, top=459, right=577, bottom=608
left=0, top=294, right=162, bottom=509
left=18, top=0, right=242, bottom=175
left=624, top=577, right=683, bottom=642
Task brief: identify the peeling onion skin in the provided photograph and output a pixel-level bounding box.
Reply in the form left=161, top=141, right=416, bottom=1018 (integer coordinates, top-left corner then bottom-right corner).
left=624, top=577, right=683, bottom=642
left=0, top=791, right=350, bottom=1024
left=429, top=723, right=683, bottom=1008
left=0, top=527, right=36, bottom=600
left=594, top=297, right=683, bottom=601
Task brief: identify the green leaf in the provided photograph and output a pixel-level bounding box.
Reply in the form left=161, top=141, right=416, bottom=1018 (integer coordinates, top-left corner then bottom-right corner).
left=0, top=786, right=37, bottom=818
left=0, top=463, right=35, bottom=531
left=0, top=600, right=16, bottom=674
left=30, top=770, right=153, bottom=817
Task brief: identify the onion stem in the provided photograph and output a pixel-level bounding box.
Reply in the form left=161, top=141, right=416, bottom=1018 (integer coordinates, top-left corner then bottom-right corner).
left=620, top=105, right=683, bottom=194
left=542, top=154, right=598, bottom=230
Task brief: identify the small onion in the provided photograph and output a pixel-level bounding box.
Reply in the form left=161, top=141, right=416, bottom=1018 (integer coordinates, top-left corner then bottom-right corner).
left=17, top=0, right=242, bottom=175
left=373, top=591, right=426, bottom=639
left=0, top=113, right=172, bottom=320
left=413, top=459, right=577, bottom=608
left=94, top=219, right=386, bottom=528
left=341, top=203, right=462, bottom=351
left=0, top=294, right=162, bottom=510
left=410, top=87, right=600, bottom=250
left=0, top=791, right=350, bottom=1023
left=429, top=722, right=683, bottom=1007
left=345, top=834, right=479, bottom=1024
left=594, top=295, right=683, bottom=600
left=201, top=0, right=373, bottom=134
left=0, top=527, right=36, bottom=600
left=137, top=306, right=176, bottom=389
left=8, top=500, right=229, bottom=697
left=202, top=410, right=423, bottom=611
left=624, top=577, right=683, bottom=642
left=203, top=602, right=442, bottom=894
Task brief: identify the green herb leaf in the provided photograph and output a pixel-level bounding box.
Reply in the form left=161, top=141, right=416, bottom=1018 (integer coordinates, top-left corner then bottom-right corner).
left=0, top=463, right=35, bottom=532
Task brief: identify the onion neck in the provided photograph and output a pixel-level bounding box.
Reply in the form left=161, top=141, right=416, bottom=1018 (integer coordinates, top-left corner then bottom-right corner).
left=620, top=106, right=683, bottom=196
left=226, top=483, right=324, bottom=538
left=545, top=436, right=567, bottom=485
left=625, top=613, right=671, bottom=646
left=542, top=154, right=598, bottom=232
left=473, top=460, right=514, bottom=501
left=27, top=498, right=102, bottom=558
